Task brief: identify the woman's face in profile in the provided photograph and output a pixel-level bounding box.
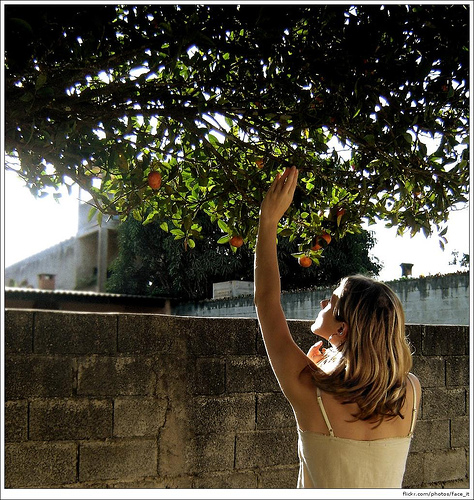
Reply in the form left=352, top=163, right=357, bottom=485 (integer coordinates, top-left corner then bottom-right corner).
left=311, top=285, right=343, bottom=340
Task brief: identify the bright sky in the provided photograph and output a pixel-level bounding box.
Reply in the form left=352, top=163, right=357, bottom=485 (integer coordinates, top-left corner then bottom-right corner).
left=2, top=167, right=470, bottom=282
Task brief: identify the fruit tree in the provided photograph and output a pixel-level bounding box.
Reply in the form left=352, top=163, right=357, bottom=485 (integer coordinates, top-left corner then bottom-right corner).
left=4, top=4, right=469, bottom=261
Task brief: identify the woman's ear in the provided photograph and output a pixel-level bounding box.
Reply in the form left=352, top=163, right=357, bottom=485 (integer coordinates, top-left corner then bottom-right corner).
left=329, top=322, right=348, bottom=347
left=338, top=322, right=348, bottom=338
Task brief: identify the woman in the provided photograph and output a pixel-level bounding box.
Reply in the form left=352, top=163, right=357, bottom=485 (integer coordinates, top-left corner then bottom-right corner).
left=254, top=166, right=421, bottom=488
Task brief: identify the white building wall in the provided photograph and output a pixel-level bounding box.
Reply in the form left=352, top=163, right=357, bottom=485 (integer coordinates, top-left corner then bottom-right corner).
left=213, top=281, right=254, bottom=299
left=5, top=238, right=77, bottom=290
left=5, top=201, right=119, bottom=292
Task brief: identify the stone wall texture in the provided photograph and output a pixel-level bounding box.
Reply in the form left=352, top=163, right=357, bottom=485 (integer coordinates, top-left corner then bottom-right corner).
left=4, top=310, right=470, bottom=489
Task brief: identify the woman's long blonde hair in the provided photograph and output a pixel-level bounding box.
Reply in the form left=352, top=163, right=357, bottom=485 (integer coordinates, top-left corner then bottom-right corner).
left=312, top=274, right=413, bottom=425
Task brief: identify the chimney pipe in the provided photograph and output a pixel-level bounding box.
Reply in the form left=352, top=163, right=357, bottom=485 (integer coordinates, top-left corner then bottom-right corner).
left=38, top=273, right=56, bottom=290
left=400, top=263, right=413, bottom=277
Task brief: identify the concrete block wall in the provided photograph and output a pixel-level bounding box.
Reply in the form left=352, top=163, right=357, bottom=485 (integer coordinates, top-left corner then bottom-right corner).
left=173, top=272, right=470, bottom=326
left=4, top=310, right=470, bottom=489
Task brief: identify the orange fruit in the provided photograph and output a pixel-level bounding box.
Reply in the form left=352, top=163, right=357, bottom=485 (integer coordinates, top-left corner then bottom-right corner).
left=311, top=232, right=331, bottom=250
left=298, top=256, right=312, bottom=268
left=321, top=232, right=331, bottom=245
left=256, top=159, right=264, bottom=169
left=147, top=171, right=162, bottom=190
left=230, top=235, right=244, bottom=248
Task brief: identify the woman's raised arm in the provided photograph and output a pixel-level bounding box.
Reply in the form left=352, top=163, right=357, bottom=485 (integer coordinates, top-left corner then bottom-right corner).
left=254, top=167, right=315, bottom=400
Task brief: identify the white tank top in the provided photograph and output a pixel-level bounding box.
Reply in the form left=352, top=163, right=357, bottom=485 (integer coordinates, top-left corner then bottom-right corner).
left=297, top=374, right=418, bottom=488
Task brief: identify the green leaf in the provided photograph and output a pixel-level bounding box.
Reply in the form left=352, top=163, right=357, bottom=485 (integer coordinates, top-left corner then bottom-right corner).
left=88, top=206, right=97, bottom=222
left=35, top=73, right=47, bottom=90
left=10, top=17, right=34, bottom=35
left=143, top=212, right=157, bottom=225
left=20, top=93, right=34, bottom=102
left=217, top=219, right=230, bottom=233
left=171, top=228, right=185, bottom=239
left=364, top=134, right=375, bottom=146
left=217, top=235, right=231, bottom=244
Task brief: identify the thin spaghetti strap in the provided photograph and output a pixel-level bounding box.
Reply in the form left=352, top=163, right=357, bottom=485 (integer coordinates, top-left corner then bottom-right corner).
left=316, top=387, right=335, bottom=437
left=406, top=374, right=418, bottom=437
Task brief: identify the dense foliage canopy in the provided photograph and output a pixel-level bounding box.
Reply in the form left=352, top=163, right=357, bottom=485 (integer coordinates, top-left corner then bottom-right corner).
left=5, top=4, right=470, bottom=262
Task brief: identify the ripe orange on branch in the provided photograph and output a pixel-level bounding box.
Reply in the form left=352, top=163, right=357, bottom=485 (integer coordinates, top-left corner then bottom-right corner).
left=298, top=256, right=312, bottom=268
left=147, top=171, right=162, bottom=190
left=230, top=235, right=244, bottom=248
left=321, top=232, right=331, bottom=245
left=311, top=232, right=331, bottom=250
